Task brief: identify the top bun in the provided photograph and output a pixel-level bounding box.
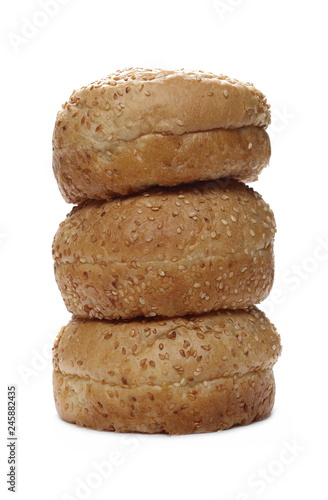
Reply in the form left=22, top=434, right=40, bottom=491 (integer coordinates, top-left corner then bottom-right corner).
left=53, top=69, right=271, bottom=203
left=60, top=68, right=270, bottom=139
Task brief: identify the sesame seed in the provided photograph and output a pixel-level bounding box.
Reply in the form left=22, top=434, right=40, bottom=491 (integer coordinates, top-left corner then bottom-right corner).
left=223, top=89, right=229, bottom=98
left=221, top=219, right=228, bottom=225
left=248, top=143, right=253, bottom=149
left=250, top=229, right=255, bottom=236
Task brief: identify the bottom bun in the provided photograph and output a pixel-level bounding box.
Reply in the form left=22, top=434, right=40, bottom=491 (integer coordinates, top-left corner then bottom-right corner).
left=53, top=369, right=275, bottom=434
left=53, top=308, right=281, bottom=434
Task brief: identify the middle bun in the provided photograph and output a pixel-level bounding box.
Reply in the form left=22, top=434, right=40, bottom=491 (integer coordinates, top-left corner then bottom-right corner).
left=53, top=180, right=275, bottom=320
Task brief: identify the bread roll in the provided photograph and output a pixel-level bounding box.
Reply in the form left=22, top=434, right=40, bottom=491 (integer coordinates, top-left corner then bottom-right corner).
left=53, top=307, right=281, bottom=434
left=53, top=179, right=275, bottom=320
left=53, top=68, right=271, bottom=203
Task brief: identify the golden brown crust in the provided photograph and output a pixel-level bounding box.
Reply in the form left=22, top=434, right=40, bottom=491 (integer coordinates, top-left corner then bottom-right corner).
left=53, top=369, right=275, bottom=434
left=53, top=68, right=271, bottom=203
left=53, top=180, right=276, bottom=320
left=52, top=307, right=281, bottom=434
left=54, top=127, right=270, bottom=203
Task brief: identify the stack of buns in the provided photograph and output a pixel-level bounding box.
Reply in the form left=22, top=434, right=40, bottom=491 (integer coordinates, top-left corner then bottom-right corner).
left=52, top=69, right=281, bottom=435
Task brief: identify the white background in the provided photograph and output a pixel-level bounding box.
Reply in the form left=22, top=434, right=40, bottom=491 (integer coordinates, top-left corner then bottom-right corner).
left=1, top=0, right=327, bottom=499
